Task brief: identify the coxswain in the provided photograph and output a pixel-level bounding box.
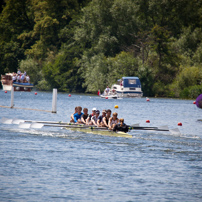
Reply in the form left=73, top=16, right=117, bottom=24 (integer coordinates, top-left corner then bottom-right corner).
left=86, top=108, right=96, bottom=125
left=108, top=112, right=119, bottom=130
left=81, top=108, right=89, bottom=124
left=91, top=110, right=100, bottom=126
left=97, top=109, right=107, bottom=127
left=73, top=106, right=83, bottom=123
left=102, top=109, right=111, bottom=127
left=113, top=118, right=129, bottom=133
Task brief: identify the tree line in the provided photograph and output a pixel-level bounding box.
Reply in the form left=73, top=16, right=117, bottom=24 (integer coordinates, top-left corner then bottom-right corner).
left=1, top=0, right=202, bottom=98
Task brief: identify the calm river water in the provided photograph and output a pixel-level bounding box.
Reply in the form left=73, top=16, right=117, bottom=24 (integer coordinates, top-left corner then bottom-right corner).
left=0, top=90, right=202, bottom=201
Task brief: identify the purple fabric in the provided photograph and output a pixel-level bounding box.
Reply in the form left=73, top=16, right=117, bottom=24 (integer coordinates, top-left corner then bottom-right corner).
left=196, top=94, right=202, bottom=109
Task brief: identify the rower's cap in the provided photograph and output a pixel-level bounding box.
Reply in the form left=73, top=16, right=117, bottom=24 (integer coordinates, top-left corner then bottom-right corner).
left=96, top=110, right=100, bottom=114
left=92, top=107, right=96, bottom=111
left=102, top=110, right=106, bottom=113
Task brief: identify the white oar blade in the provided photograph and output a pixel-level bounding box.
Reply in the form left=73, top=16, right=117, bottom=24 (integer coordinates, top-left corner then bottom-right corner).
left=1, top=118, right=13, bottom=124
left=158, top=125, right=169, bottom=130
left=170, top=128, right=181, bottom=135
left=30, top=123, right=44, bottom=129
left=12, top=119, right=25, bottom=124
left=19, top=123, right=31, bottom=129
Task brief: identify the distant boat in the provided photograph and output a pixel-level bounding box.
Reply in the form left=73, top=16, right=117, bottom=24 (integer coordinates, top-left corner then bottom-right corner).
left=111, top=77, right=143, bottom=97
left=1, top=73, right=34, bottom=92
left=100, top=93, right=118, bottom=99
left=99, top=87, right=118, bottom=99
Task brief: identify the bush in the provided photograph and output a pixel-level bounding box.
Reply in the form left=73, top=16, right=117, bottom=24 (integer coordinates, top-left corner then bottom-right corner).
left=36, top=79, right=51, bottom=91
left=180, top=85, right=202, bottom=99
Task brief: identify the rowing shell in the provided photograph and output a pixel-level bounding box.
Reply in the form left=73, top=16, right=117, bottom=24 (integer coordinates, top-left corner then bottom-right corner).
left=64, top=127, right=133, bottom=138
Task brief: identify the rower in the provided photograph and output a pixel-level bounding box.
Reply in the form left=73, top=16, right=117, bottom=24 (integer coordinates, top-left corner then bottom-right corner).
left=102, top=109, right=111, bottom=127
left=73, top=106, right=83, bottom=123
left=92, top=110, right=100, bottom=126
left=86, top=107, right=96, bottom=125
left=113, top=118, right=129, bottom=133
left=108, top=112, right=119, bottom=130
left=70, top=106, right=78, bottom=122
left=97, top=109, right=106, bottom=127
left=81, top=108, right=89, bottom=124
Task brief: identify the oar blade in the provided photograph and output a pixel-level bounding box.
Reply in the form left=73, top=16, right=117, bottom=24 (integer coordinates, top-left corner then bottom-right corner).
left=12, top=119, right=25, bottom=124
left=1, top=118, right=13, bottom=124
left=19, top=123, right=31, bottom=129
left=30, top=123, right=44, bottom=129
left=169, top=128, right=181, bottom=135
left=157, top=125, right=169, bottom=131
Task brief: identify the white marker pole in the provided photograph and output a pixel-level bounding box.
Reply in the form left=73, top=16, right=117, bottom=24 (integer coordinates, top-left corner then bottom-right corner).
left=52, top=88, right=57, bottom=113
left=10, top=86, right=14, bottom=108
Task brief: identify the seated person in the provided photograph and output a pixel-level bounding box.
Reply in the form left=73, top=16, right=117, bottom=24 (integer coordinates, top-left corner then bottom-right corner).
left=113, top=118, right=129, bottom=133
left=86, top=108, right=96, bottom=125
left=81, top=108, right=89, bottom=124
left=73, top=106, right=83, bottom=124
left=91, top=110, right=100, bottom=126
left=97, top=110, right=106, bottom=127
left=70, top=107, right=78, bottom=122
left=108, top=112, right=119, bottom=130
left=102, top=109, right=111, bottom=127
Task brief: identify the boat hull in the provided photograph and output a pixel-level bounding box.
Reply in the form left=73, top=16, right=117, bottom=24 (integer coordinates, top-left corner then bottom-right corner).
left=13, top=82, right=34, bottom=92
left=2, top=84, right=12, bottom=91
left=65, top=127, right=133, bottom=138
left=100, top=94, right=118, bottom=99
left=116, top=91, right=143, bottom=97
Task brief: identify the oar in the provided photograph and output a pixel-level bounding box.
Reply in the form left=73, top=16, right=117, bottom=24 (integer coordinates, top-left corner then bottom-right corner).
left=1, top=118, right=76, bottom=125
left=128, top=125, right=170, bottom=132
left=18, top=122, right=107, bottom=129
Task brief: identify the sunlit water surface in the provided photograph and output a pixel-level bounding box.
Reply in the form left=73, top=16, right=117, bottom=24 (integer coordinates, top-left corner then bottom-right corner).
left=0, top=90, right=202, bottom=201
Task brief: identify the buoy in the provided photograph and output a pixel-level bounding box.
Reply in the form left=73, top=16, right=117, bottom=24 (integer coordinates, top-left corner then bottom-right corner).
left=146, top=120, right=150, bottom=123
left=196, top=94, right=202, bottom=109
left=68, top=94, right=71, bottom=97
left=105, top=97, right=108, bottom=99
left=193, top=101, right=196, bottom=104
left=5, top=91, right=7, bottom=93
left=146, top=97, right=150, bottom=101
left=178, top=122, right=182, bottom=126
left=114, top=105, right=119, bottom=109
left=35, top=92, right=37, bottom=95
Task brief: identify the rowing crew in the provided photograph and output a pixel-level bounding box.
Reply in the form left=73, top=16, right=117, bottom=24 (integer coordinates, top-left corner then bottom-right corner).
left=70, top=106, right=128, bottom=132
